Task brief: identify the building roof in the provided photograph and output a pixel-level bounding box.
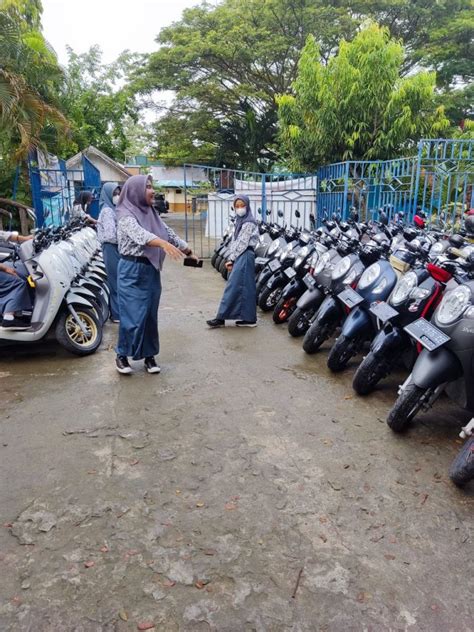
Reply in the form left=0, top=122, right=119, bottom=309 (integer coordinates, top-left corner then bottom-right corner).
left=66, top=146, right=132, bottom=180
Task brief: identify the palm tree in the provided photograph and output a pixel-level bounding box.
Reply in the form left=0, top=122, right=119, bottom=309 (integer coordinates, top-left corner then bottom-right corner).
left=0, top=9, right=69, bottom=160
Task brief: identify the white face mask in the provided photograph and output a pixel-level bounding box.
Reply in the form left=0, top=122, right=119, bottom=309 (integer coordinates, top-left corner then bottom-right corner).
left=112, top=195, right=120, bottom=205
left=235, top=207, right=247, bottom=217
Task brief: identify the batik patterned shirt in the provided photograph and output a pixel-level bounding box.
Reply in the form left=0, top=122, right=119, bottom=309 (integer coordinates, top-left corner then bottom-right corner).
left=117, top=217, right=188, bottom=257
left=228, top=222, right=259, bottom=262
left=97, top=206, right=117, bottom=244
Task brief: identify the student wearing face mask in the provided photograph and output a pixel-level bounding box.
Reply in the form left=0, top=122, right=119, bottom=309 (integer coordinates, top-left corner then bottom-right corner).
left=97, top=183, right=122, bottom=322
left=207, top=194, right=258, bottom=328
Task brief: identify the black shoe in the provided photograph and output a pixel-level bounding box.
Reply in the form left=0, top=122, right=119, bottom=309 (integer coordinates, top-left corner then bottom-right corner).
left=116, top=355, right=132, bottom=374
left=236, top=320, right=257, bottom=327
left=0, top=317, right=30, bottom=330
left=207, top=318, right=225, bottom=328
left=144, top=356, right=161, bottom=374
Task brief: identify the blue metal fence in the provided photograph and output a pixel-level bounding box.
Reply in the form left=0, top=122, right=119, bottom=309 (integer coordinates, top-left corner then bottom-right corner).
left=316, top=140, right=473, bottom=227
left=28, top=150, right=102, bottom=227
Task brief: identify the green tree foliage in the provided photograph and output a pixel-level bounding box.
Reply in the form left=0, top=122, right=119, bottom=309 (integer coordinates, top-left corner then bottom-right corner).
left=277, top=25, right=449, bottom=171
left=140, top=0, right=471, bottom=168
left=59, top=46, right=146, bottom=162
left=138, top=0, right=357, bottom=168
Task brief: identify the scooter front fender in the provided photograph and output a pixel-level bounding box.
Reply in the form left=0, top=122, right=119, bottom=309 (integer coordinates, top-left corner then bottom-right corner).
left=66, top=292, right=94, bottom=310
left=297, top=287, right=324, bottom=310
left=412, top=347, right=463, bottom=390
left=266, top=271, right=285, bottom=290
left=314, top=296, right=340, bottom=326
left=371, top=326, right=404, bottom=359
left=340, top=306, right=372, bottom=340
left=280, top=278, right=303, bottom=300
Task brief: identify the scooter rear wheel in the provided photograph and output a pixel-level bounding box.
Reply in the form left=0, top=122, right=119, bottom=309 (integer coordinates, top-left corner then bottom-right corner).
left=56, top=307, right=103, bottom=356
left=386, top=384, right=426, bottom=432
left=449, top=436, right=474, bottom=487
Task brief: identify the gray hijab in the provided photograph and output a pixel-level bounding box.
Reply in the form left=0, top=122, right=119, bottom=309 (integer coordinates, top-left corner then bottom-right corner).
left=99, top=182, right=120, bottom=210
left=233, top=194, right=257, bottom=239
left=116, top=175, right=169, bottom=269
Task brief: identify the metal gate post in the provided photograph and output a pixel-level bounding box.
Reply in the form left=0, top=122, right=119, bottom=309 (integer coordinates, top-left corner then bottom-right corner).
left=184, top=165, right=188, bottom=241
left=411, top=141, right=424, bottom=222
left=261, top=174, right=267, bottom=222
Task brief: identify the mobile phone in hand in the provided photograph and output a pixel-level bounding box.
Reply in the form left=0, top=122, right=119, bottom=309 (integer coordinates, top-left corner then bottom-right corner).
left=183, top=257, right=203, bottom=268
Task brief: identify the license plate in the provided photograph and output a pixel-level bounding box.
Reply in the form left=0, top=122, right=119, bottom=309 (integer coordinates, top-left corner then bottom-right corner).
left=404, top=318, right=450, bottom=351
left=255, top=257, right=268, bottom=266
left=269, top=259, right=281, bottom=272
left=370, top=301, right=399, bottom=324
left=284, top=267, right=297, bottom=279
left=304, top=273, right=316, bottom=289
left=338, top=287, right=364, bottom=309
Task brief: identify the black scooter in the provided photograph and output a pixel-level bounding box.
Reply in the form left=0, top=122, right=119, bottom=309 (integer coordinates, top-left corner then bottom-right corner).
left=386, top=254, right=474, bottom=433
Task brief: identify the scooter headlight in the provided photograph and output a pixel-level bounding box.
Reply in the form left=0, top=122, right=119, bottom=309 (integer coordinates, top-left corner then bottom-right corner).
left=373, top=277, right=388, bottom=295
left=294, top=246, right=309, bottom=270
left=390, top=271, right=417, bottom=306
left=268, top=241, right=279, bottom=256
left=437, top=285, right=471, bottom=325
left=343, top=267, right=358, bottom=286
left=358, top=262, right=381, bottom=290
left=429, top=242, right=444, bottom=256
left=313, top=251, right=330, bottom=274
left=332, top=255, right=351, bottom=280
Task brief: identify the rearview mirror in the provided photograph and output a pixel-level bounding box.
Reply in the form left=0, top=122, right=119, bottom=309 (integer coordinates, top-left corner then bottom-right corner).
left=277, top=209, right=284, bottom=218
left=294, top=210, right=301, bottom=219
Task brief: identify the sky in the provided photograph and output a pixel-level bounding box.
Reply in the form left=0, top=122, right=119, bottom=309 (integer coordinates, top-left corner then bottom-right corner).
left=41, top=0, right=206, bottom=65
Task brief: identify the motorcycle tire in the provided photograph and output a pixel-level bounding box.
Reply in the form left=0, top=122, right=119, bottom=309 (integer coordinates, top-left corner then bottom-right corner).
left=55, top=307, right=103, bottom=356
left=327, top=334, right=362, bottom=372
left=211, top=251, right=219, bottom=268
left=218, top=259, right=227, bottom=277
left=352, top=352, right=389, bottom=396
left=272, top=296, right=297, bottom=324
left=303, top=321, right=333, bottom=354
left=288, top=306, right=315, bottom=337
left=449, top=436, right=474, bottom=487
left=386, top=384, right=426, bottom=432
left=258, top=285, right=283, bottom=312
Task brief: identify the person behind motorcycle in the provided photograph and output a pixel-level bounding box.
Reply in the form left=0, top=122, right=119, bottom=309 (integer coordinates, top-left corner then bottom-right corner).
left=71, top=191, right=97, bottom=225
left=0, top=229, right=33, bottom=330
left=153, top=194, right=169, bottom=215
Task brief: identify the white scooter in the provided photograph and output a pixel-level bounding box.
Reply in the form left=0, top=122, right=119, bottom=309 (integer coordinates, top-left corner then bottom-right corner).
left=0, top=226, right=105, bottom=355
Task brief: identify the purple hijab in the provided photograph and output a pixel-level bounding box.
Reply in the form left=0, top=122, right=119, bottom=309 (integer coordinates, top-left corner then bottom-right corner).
left=116, top=174, right=169, bottom=269
left=233, top=194, right=257, bottom=239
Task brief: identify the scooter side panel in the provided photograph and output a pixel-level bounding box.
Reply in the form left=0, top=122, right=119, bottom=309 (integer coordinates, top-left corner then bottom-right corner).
left=280, top=278, right=303, bottom=300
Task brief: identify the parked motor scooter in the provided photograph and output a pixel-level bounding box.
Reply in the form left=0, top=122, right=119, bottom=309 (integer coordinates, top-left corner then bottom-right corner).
left=386, top=253, right=474, bottom=432
left=0, top=227, right=104, bottom=355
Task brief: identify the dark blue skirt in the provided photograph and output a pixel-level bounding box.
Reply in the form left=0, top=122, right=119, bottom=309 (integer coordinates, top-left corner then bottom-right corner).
left=102, top=242, right=120, bottom=320
left=116, top=258, right=162, bottom=360
left=0, top=270, right=32, bottom=315
left=217, top=250, right=256, bottom=322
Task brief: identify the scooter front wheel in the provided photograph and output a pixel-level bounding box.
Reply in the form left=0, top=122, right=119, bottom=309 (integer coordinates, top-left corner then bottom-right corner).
left=327, top=334, right=362, bottom=372
left=258, top=286, right=282, bottom=312
left=288, top=306, right=315, bottom=337
left=352, top=351, right=390, bottom=395
left=448, top=436, right=474, bottom=487
left=56, top=307, right=103, bottom=356
left=272, top=296, right=297, bottom=324
left=386, top=384, right=426, bottom=432
left=302, top=320, right=333, bottom=354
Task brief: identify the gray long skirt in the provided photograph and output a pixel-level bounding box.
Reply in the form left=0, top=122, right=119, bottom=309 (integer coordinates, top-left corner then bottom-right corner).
left=217, top=250, right=256, bottom=322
